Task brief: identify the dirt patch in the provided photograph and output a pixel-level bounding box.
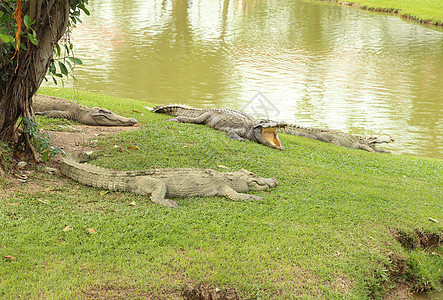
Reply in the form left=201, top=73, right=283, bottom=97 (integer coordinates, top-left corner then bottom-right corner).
left=1, top=124, right=138, bottom=201
left=393, top=229, right=442, bottom=251
left=385, top=282, right=413, bottom=300
left=80, top=285, right=181, bottom=300
left=79, top=284, right=241, bottom=300
left=43, top=124, right=139, bottom=163
left=182, top=284, right=241, bottom=300
left=386, top=229, right=443, bottom=298
left=384, top=253, right=411, bottom=300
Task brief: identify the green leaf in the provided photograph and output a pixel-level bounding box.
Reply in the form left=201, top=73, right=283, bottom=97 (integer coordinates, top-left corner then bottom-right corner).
left=65, top=60, right=72, bottom=70
left=70, top=16, right=78, bottom=25
left=49, top=62, right=56, bottom=74
left=55, top=43, right=61, bottom=56
left=64, top=44, right=70, bottom=55
left=52, top=76, right=58, bottom=85
left=68, top=57, right=83, bottom=65
left=79, top=5, right=90, bottom=16
left=27, top=33, right=38, bottom=45
left=42, top=151, right=49, bottom=162
left=0, top=33, right=13, bottom=43
left=24, top=15, right=31, bottom=29
left=58, top=62, right=68, bottom=76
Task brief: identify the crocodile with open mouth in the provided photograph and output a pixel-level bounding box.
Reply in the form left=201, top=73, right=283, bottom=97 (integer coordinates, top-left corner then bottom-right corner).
left=149, top=104, right=287, bottom=150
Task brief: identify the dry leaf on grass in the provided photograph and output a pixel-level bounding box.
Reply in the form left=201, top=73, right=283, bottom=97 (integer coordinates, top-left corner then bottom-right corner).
left=63, top=226, right=72, bottom=232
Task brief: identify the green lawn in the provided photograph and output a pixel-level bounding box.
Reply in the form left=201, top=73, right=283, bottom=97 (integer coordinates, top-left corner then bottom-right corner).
left=1, top=88, right=442, bottom=299
left=318, top=0, right=443, bottom=24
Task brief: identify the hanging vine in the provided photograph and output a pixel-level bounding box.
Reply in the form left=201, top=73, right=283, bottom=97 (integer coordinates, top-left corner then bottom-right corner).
left=11, top=0, right=22, bottom=72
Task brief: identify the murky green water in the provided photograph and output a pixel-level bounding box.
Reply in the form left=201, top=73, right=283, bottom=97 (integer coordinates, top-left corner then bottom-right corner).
left=48, top=0, right=443, bottom=159
left=414, top=290, right=443, bottom=300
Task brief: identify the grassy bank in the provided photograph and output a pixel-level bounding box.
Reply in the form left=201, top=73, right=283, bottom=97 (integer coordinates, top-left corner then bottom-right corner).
left=316, top=0, right=443, bottom=25
left=1, top=88, right=442, bottom=299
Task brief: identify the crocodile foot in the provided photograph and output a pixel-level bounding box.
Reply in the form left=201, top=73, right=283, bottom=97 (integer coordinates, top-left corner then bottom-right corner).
left=248, top=195, right=264, bottom=201
left=153, top=199, right=179, bottom=208
left=165, top=117, right=181, bottom=123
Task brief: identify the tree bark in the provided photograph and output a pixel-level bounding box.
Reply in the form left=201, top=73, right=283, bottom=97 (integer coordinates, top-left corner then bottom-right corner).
left=0, top=0, right=71, bottom=143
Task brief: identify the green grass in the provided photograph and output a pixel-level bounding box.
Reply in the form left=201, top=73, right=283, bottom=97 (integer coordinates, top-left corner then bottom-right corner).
left=317, top=0, right=443, bottom=24
left=1, top=88, right=442, bottom=299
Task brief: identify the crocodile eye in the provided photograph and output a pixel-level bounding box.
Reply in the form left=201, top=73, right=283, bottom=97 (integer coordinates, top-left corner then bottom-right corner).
left=97, top=108, right=112, bottom=114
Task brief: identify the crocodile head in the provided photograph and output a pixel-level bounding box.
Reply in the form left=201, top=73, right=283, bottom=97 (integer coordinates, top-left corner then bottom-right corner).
left=227, top=169, right=278, bottom=192
left=366, top=135, right=395, bottom=145
left=365, top=135, right=394, bottom=153
left=253, top=121, right=287, bottom=150
left=88, top=108, right=138, bottom=126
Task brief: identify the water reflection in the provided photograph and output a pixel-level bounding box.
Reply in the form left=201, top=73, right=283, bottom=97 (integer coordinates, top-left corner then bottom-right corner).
left=49, top=0, right=443, bottom=159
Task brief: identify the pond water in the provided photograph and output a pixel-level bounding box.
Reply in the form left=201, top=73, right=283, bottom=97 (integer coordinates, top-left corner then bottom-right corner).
left=414, top=290, right=443, bottom=300
left=47, top=0, right=443, bottom=159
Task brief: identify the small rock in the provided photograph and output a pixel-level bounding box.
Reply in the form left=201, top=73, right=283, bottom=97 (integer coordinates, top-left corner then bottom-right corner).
left=215, top=287, right=221, bottom=293
left=17, top=161, right=27, bottom=168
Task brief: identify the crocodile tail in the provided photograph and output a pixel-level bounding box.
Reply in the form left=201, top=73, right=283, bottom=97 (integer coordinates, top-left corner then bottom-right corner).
left=152, top=104, right=206, bottom=118
left=152, top=104, right=198, bottom=116
left=280, top=124, right=311, bottom=138
left=60, top=156, right=132, bottom=191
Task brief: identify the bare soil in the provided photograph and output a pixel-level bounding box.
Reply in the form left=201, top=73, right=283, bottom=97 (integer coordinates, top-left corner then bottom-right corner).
left=80, top=284, right=240, bottom=300
left=0, top=125, right=138, bottom=201
left=42, top=124, right=140, bottom=163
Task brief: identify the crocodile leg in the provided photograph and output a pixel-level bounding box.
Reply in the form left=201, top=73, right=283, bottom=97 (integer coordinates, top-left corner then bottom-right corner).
left=226, top=130, right=246, bottom=142
left=220, top=186, right=263, bottom=201
left=372, top=147, right=391, bottom=153
left=166, top=112, right=213, bottom=124
left=355, top=144, right=376, bottom=152
left=127, top=176, right=179, bottom=208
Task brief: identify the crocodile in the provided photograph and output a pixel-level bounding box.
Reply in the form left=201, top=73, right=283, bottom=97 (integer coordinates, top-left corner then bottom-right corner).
left=60, top=152, right=278, bottom=208
left=281, top=125, right=394, bottom=153
left=149, top=104, right=287, bottom=150
left=33, top=94, right=137, bottom=126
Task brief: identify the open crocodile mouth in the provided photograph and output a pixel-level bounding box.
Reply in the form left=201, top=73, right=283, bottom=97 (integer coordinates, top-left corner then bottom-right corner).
left=262, top=127, right=284, bottom=150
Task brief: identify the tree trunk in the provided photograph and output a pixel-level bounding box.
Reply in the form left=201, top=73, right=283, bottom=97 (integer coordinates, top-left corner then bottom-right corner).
left=0, top=0, right=71, bottom=143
